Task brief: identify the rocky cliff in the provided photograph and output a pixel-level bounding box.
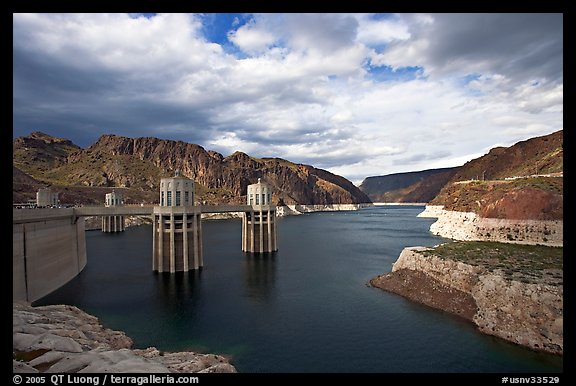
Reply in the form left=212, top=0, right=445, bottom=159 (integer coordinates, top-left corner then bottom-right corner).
left=13, top=131, right=81, bottom=173
left=370, top=246, right=563, bottom=355
left=444, top=130, right=563, bottom=184
left=430, top=130, right=563, bottom=218
left=13, top=132, right=371, bottom=206
left=13, top=302, right=237, bottom=373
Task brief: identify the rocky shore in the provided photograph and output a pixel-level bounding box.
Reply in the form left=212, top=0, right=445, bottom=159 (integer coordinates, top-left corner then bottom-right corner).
left=370, top=247, right=563, bottom=355
left=13, top=302, right=237, bottom=373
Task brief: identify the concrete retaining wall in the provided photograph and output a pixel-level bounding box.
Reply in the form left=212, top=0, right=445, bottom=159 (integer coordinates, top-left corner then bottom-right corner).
left=13, top=213, right=87, bottom=303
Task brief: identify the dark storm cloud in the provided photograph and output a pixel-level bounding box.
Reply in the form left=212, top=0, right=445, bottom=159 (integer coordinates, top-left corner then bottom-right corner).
left=284, top=13, right=359, bottom=53
left=13, top=46, right=216, bottom=147
left=428, top=13, right=563, bottom=84
left=392, top=150, right=451, bottom=166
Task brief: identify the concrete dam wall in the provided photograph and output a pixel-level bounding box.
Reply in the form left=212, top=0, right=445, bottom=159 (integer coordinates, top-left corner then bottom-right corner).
left=13, top=209, right=87, bottom=303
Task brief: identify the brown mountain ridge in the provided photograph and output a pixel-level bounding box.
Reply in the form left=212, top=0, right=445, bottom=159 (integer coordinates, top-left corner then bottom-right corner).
left=13, top=132, right=371, bottom=206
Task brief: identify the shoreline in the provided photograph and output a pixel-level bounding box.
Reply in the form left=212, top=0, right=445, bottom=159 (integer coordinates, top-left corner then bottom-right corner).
left=369, top=268, right=478, bottom=322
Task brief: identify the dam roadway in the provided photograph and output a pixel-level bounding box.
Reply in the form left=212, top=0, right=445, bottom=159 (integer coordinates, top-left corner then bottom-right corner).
left=13, top=204, right=257, bottom=223
left=13, top=204, right=274, bottom=303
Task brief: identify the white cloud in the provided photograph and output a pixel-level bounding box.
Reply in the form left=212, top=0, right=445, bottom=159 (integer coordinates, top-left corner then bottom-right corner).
left=354, top=14, right=411, bottom=45
left=228, top=20, right=276, bottom=55
left=330, top=111, right=353, bottom=124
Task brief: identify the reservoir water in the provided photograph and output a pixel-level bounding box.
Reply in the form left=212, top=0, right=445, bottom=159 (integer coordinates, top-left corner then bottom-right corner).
left=36, top=206, right=562, bottom=372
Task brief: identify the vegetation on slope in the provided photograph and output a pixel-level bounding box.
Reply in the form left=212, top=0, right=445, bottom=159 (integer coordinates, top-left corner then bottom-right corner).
left=417, top=241, right=563, bottom=286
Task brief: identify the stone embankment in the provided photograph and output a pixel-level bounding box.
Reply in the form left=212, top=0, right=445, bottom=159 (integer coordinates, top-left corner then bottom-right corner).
left=13, top=302, right=237, bottom=373
left=370, top=247, right=563, bottom=355
left=84, top=216, right=152, bottom=231
left=276, top=203, right=369, bottom=216
left=418, top=205, right=563, bottom=246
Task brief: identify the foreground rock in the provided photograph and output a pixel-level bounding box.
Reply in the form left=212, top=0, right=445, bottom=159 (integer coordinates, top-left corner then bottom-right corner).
left=370, top=247, right=563, bottom=355
left=13, top=303, right=237, bottom=373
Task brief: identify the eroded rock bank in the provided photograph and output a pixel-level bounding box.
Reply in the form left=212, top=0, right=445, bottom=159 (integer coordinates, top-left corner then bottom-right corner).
left=13, top=302, right=237, bottom=373
left=418, top=205, right=563, bottom=246
left=276, top=203, right=370, bottom=216
left=370, top=247, right=563, bottom=355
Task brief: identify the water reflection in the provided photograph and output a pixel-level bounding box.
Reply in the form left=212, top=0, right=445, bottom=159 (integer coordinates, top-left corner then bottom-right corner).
left=242, top=254, right=276, bottom=303
left=153, top=270, right=202, bottom=313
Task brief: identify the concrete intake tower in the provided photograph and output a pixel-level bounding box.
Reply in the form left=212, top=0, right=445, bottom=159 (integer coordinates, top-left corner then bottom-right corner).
left=102, top=190, right=125, bottom=232
left=153, top=170, right=203, bottom=272
left=242, top=178, right=278, bottom=253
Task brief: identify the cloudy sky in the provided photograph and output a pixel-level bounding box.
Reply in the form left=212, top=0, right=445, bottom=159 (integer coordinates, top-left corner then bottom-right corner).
left=13, top=13, right=563, bottom=184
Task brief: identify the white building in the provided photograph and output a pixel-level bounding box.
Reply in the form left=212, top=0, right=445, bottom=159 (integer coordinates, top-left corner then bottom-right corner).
left=247, top=178, right=272, bottom=205
left=159, top=169, right=195, bottom=207
left=102, top=190, right=124, bottom=232
left=36, top=188, right=58, bottom=207
left=105, top=191, right=123, bottom=207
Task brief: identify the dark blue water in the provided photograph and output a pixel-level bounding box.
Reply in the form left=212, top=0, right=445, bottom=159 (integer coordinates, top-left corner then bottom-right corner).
left=36, top=206, right=562, bottom=372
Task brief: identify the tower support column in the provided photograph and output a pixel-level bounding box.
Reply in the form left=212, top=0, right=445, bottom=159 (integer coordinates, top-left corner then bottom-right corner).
left=242, top=205, right=277, bottom=253
left=153, top=206, right=202, bottom=273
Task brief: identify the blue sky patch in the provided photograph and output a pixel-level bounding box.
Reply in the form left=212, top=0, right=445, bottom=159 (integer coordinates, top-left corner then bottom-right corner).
left=128, top=13, right=157, bottom=19
left=366, top=64, right=423, bottom=82
left=370, top=13, right=397, bottom=21
left=200, top=13, right=249, bottom=44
